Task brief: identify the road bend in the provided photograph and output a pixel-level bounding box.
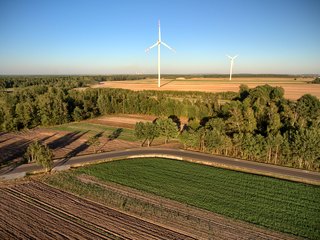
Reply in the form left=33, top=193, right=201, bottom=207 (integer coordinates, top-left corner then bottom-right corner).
left=1, top=147, right=320, bottom=184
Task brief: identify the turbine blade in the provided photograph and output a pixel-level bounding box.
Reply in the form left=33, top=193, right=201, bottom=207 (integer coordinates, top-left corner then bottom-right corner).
left=158, top=20, right=161, bottom=42
left=226, top=55, right=232, bottom=59
left=145, top=42, right=158, bottom=52
left=161, top=41, right=176, bottom=53
left=233, top=55, right=238, bottom=59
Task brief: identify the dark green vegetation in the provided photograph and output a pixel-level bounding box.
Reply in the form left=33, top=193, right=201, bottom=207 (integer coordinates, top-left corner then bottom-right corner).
left=25, top=141, right=53, bottom=171
left=46, top=157, right=320, bottom=240
left=177, top=86, right=320, bottom=171
left=1, top=76, right=319, bottom=171
left=310, top=77, right=320, bottom=84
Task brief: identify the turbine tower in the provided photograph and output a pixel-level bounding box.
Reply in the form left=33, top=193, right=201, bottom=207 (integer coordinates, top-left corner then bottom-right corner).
left=146, top=20, right=175, bottom=87
left=227, top=55, right=238, bottom=81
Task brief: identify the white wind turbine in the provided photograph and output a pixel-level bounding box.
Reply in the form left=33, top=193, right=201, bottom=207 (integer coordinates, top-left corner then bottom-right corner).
left=146, top=20, right=175, bottom=87
left=227, top=55, right=238, bottom=81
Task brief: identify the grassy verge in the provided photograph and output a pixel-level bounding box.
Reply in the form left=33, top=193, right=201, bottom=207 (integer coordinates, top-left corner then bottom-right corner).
left=48, top=122, right=136, bottom=141
left=45, top=157, right=320, bottom=239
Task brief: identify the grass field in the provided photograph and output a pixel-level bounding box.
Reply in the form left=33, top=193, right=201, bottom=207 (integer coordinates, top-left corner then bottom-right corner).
left=48, top=122, right=136, bottom=141
left=46, top=157, right=320, bottom=239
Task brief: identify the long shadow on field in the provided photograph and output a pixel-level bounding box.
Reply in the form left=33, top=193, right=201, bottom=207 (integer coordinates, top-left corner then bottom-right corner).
left=161, top=79, right=174, bottom=87
left=0, top=132, right=6, bottom=137
left=0, top=139, right=31, bottom=167
left=57, top=131, right=99, bottom=166
left=108, top=128, right=123, bottom=141
left=0, top=134, right=57, bottom=174
left=48, top=131, right=88, bottom=150
left=0, top=137, right=12, bottom=145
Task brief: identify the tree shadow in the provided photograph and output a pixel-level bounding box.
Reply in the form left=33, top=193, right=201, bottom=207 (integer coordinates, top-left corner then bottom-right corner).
left=57, top=142, right=90, bottom=166
left=0, top=137, right=12, bottom=145
left=0, top=134, right=57, bottom=174
left=0, top=139, right=31, bottom=167
left=108, top=128, right=123, bottom=141
left=161, top=79, right=175, bottom=87
left=0, top=132, right=6, bottom=137
left=48, top=131, right=88, bottom=150
left=57, top=131, right=103, bottom=166
left=200, top=116, right=214, bottom=126
left=169, top=115, right=181, bottom=130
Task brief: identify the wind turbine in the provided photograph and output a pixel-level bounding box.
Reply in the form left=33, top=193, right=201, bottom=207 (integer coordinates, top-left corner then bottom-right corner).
left=227, top=55, right=238, bottom=81
left=146, top=20, right=175, bottom=88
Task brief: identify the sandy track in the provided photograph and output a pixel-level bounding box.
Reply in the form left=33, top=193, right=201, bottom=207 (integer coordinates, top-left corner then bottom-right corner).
left=0, top=182, right=194, bottom=240
left=77, top=175, right=299, bottom=240
left=92, top=78, right=319, bottom=100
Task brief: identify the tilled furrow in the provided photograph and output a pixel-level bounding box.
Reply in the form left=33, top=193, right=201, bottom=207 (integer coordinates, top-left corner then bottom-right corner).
left=0, top=188, right=124, bottom=240
left=6, top=182, right=194, bottom=240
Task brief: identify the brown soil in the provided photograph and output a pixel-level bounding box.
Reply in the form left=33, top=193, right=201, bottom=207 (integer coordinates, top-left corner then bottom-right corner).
left=92, top=77, right=319, bottom=100
left=87, top=114, right=188, bottom=130
left=0, top=181, right=194, bottom=240
left=76, top=175, right=299, bottom=240
left=87, top=114, right=157, bottom=129
left=0, top=128, right=139, bottom=172
left=0, top=114, right=184, bottom=170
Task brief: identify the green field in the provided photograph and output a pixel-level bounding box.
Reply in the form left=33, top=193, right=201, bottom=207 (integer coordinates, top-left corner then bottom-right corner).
left=46, top=158, right=320, bottom=239
left=48, top=122, right=136, bottom=141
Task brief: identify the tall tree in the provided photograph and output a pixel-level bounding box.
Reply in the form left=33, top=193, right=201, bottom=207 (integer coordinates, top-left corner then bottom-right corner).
left=156, top=118, right=179, bottom=144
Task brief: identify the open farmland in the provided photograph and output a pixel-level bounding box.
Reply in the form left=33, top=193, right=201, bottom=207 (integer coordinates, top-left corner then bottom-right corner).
left=0, top=181, right=193, bottom=240
left=0, top=118, right=142, bottom=169
left=92, top=77, right=320, bottom=100
left=47, top=157, right=320, bottom=239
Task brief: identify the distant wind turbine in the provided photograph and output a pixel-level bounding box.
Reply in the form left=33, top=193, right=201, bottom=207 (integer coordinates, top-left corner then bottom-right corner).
left=146, top=20, right=175, bottom=87
left=227, top=55, right=238, bottom=81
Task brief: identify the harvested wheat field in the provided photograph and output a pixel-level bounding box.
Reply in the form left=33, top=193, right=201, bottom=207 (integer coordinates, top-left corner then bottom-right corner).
left=0, top=181, right=193, bottom=240
left=92, top=77, right=319, bottom=100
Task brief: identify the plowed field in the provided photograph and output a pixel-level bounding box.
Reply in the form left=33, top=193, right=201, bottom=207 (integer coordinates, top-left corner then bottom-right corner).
left=0, top=181, right=194, bottom=240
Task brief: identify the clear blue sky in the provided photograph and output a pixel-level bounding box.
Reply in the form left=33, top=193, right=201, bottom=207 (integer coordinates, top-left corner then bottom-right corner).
left=0, top=0, right=319, bottom=75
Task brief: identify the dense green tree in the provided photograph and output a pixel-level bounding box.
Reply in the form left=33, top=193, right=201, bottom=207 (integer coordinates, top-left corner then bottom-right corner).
left=134, top=122, right=159, bottom=147
left=156, top=118, right=179, bottom=144
left=25, top=141, right=53, bottom=172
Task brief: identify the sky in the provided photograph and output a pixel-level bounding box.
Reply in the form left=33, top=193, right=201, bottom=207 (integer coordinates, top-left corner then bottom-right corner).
left=0, top=0, right=319, bottom=75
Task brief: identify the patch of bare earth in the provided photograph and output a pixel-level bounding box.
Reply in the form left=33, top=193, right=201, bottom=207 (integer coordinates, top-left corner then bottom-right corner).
left=77, top=175, right=299, bottom=240
left=91, top=77, right=319, bottom=100
left=0, top=129, right=139, bottom=172
left=0, top=181, right=193, bottom=240
left=87, top=114, right=158, bottom=129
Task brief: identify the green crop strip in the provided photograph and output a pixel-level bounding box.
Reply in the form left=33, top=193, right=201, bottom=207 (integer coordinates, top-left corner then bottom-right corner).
left=69, top=158, right=320, bottom=239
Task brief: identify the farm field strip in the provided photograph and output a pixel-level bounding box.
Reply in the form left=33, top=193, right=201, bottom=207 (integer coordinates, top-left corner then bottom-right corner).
left=0, top=189, right=113, bottom=239
left=0, top=187, right=123, bottom=240
left=93, top=77, right=320, bottom=100
left=71, top=158, right=320, bottom=240
left=49, top=122, right=136, bottom=141
left=75, top=175, right=296, bottom=240
left=3, top=182, right=194, bottom=240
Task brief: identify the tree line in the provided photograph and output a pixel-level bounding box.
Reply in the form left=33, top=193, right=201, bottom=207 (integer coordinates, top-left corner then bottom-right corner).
left=135, top=85, right=320, bottom=171
left=0, top=85, right=235, bottom=131
left=1, top=74, right=309, bottom=89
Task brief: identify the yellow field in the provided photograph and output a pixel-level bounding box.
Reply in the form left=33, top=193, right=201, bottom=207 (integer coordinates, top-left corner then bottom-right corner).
left=92, top=77, right=319, bottom=100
